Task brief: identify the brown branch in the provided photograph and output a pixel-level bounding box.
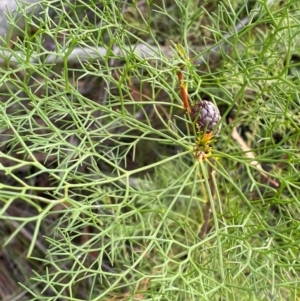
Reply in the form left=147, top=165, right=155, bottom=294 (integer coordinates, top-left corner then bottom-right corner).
left=231, top=121, right=279, bottom=188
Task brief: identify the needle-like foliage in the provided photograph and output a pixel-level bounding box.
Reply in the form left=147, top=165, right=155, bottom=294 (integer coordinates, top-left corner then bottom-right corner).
left=0, top=1, right=299, bottom=300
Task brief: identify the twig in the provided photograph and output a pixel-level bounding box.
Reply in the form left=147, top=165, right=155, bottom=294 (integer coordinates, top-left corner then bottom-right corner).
left=231, top=122, right=280, bottom=188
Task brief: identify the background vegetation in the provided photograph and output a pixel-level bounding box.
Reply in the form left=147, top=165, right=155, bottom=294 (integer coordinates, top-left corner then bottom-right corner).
left=0, top=0, right=299, bottom=300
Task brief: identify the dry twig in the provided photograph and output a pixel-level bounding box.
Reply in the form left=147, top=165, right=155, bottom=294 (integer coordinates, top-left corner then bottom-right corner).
left=231, top=122, right=280, bottom=188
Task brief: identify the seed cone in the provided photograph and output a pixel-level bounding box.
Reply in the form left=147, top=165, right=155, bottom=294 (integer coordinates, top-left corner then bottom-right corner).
left=190, top=100, right=221, bottom=135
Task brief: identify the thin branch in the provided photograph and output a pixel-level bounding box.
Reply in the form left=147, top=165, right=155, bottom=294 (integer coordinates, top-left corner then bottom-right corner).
left=231, top=123, right=280, bottom=188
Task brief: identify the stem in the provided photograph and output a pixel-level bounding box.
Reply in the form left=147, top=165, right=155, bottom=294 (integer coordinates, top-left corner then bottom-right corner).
left=199, top=158, right=215, bottom=238
left=199, top=197, right=211, bottom=238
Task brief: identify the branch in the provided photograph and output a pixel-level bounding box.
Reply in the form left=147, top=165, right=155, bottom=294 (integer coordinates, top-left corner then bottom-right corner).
left=231, top=124, right=280, bottom=188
